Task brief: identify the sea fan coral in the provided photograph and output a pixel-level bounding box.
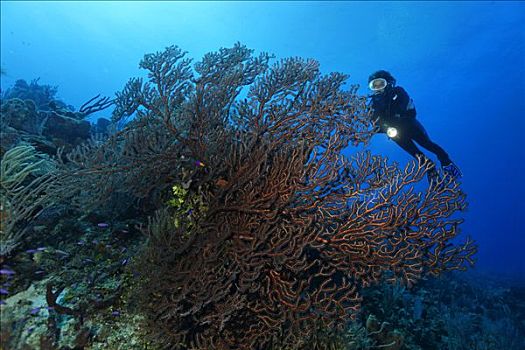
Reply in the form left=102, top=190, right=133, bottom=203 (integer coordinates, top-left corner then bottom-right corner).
left=54, top=43, right=475, bottom=349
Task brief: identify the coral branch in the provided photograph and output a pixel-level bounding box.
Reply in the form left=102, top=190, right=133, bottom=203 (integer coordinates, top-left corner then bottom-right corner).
left=78, top=94, right=114, bottom=117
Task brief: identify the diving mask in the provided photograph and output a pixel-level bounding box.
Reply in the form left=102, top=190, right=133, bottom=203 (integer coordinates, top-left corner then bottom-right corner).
left=368, top=78, right=388, bottom=92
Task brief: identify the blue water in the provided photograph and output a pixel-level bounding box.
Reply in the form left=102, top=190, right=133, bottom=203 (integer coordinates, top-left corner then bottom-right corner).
left=1, top=1, right=523, bottom=278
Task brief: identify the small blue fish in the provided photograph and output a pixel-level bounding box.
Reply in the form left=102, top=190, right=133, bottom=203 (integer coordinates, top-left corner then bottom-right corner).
left=0, top=288, right=9, bottom=295
left=98, top=223, right=109, bottom=228
left=0, top=269, right=15, bottom=275
left=30, top=307, right=42, bottom=315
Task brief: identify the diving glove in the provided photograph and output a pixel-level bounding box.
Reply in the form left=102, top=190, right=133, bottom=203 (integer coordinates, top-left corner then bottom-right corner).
left=442, top=163, right=462, bottom=179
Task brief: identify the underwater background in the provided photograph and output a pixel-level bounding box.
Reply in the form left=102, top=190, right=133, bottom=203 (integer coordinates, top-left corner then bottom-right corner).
left=1, top=1, right=524, bottom=349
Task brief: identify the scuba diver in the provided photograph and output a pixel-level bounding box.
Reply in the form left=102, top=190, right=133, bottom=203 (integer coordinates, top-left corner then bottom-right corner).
left=367, top=70, right=462, bottom=180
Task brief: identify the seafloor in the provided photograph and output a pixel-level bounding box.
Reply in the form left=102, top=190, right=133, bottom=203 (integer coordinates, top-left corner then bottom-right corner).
left=2, top=223, right=524, bottom=350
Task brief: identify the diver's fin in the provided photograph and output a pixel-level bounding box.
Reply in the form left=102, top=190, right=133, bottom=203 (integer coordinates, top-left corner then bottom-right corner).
left=442, top=163, right=462, bottom=179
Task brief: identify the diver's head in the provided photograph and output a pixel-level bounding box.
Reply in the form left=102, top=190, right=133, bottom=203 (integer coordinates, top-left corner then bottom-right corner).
left=368, top=70, right=396, bottom=94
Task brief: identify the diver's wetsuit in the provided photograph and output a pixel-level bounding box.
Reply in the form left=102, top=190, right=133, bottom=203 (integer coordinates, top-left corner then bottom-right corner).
left=370, top=86, right=452, bottom=166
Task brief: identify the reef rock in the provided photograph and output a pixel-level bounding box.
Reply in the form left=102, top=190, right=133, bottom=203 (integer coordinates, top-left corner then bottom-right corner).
left=0, top=98, right=40, bottom=134
left=42, top=112, right=91, bottom=145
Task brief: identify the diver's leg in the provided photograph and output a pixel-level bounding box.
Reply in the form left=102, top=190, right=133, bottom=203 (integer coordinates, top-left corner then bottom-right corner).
left=410, top=120, right=452, bottom=166
left=394, top=128, right=439, bottom=183
left=392, top=136, right=426, bottom=159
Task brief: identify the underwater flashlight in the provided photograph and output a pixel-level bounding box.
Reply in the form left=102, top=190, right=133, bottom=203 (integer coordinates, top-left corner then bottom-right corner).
left=369, top=78, right=387, bottom=91
left=386, top=127, right=398, bottom=138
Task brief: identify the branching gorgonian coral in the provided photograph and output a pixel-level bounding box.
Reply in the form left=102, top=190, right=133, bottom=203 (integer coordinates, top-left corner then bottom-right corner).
left=0, top=144, right=56, bottom=255
left=54, top=43, right=475, bottom=349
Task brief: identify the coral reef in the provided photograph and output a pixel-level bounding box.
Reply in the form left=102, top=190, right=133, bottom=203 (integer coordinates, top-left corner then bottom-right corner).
left=0, top=79, right=113, bottom=157
left=360, top=272, right=525, bottom=350
left=0, top=44, right=523, bottom=349
left=0, top=218, right=146, bottom=349
left=0, top=77, right=115, bottom=258
left=1, top=79, right=60, bottom=111
left=43, top=43, right=476, bottom=349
